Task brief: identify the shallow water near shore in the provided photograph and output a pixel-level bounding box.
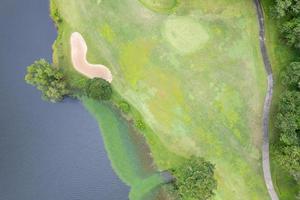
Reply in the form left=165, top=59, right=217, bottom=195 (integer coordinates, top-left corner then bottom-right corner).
left=0, top=0, right=129, bottom=199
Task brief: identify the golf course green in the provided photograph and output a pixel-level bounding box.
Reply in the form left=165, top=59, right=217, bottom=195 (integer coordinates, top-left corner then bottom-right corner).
left=51, top=0, right=271, bottom=199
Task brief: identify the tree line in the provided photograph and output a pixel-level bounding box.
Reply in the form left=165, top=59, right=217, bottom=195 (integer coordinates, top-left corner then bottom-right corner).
left=272, top=0, right=300, bottom=49
left=271, top=0, right=300, bottom=197
left=25, top=59, right=112, bottom=103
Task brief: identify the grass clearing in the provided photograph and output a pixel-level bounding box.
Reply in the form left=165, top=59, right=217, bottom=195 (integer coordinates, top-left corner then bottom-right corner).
left=52, top=0, right=272, bottom=199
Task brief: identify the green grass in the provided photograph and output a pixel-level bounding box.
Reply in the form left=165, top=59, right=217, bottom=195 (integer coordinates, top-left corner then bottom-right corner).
left=261, top=0, right=299, bottom=199
left=51, top=0, right=274, bottom=199
left=270, top=157, right=298, bottom=199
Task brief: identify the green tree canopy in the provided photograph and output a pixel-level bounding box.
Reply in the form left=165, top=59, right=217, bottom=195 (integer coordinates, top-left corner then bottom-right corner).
left=172, top=156, right=217, bottom=200
left=272, top=0, right=300, bottom=49
left=272, top=0, right=300, bottom=18
left=25, top=59, right=70, bottom=102
left=282, top=62, right=300, bottom=89
left=271, top=1, right=300, bottom=196
left=276, top=91, right=300, bottom=146
left=85, top=78, right=112, bottom=101
left=276, top=145, right=300, bottom=182
left=276, top=90, right=300, bottom=186
left=280, top=18, right=300, bottom=48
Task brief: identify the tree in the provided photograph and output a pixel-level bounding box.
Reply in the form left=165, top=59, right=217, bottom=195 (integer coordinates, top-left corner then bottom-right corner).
left=282, top=62, right=300, bottom=90
left=25, top=59, right=70, bottom=102
left=276, top=91, right=300, bottom=146
left=275, top=90, right=300, bottom=190
left=280, top=18, right=300, bottom=48
left=172, top=156, right=217, bottom=200
left=85, top=78, right=112, bottom=101
left=272, top=1, right=300, bottom=49
left=275, top=145, right=300, bottom=186
left=272, top=0, right=300, bottom=18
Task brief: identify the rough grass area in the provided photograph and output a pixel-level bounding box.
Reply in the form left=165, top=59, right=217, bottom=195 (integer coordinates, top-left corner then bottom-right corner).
left=261, top=0, right=299, bottom=199
left=51, top=0, right=271, bottom=199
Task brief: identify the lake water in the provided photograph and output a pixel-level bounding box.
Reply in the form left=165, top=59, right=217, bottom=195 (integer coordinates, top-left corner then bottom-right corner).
left=0, top=0, right=129, bottom=199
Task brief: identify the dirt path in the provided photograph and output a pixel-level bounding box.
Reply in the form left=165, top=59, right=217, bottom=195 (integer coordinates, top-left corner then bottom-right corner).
left=253, top=0, right=279, bottom=199
left=70, top=32, right=113, bottom=83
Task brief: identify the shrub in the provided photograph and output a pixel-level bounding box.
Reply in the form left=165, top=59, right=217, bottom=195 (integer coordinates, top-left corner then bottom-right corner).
left=50, top=0, right=63, bottom=24
left=85, top=78, right=112, bottom=101
left=135, top=119, right=146, bottom=130
left=118, top=101, right=131, bottom=113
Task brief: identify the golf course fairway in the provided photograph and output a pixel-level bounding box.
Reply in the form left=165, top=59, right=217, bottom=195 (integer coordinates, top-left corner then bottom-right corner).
left=51, top=0, right=271, bottom=199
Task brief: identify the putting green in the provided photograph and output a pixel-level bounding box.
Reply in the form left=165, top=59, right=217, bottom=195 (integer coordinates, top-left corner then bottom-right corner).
left=163, top=17, right=209, bottom=54
left=51, top=0, right=270, bottom=199
left=139, top=0, right=177, bottom=13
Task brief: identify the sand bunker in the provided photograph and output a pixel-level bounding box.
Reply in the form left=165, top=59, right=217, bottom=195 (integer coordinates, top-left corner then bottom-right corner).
left=70, top=32, right=112, bottom=83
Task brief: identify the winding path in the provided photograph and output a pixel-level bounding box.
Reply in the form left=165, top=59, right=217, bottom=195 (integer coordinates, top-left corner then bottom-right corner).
left=253, top=0, right=279, bottom=199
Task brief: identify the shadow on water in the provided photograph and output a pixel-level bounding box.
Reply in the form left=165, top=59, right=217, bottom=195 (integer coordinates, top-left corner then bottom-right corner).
left=0, top=0, right=129, bottom=199
left=62, top=97, right=80, bottom=104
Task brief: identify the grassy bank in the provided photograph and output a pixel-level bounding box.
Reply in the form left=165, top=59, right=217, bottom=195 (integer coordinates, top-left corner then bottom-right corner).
left=261, top=0, right=299, bottom=199
left=83, top=98, right=167, bottom=199
left=51, top=0, right=273, bottom=199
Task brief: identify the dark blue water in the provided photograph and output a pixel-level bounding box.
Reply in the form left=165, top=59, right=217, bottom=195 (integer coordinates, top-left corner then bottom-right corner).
left=0, top=1, right=129, bottom=199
